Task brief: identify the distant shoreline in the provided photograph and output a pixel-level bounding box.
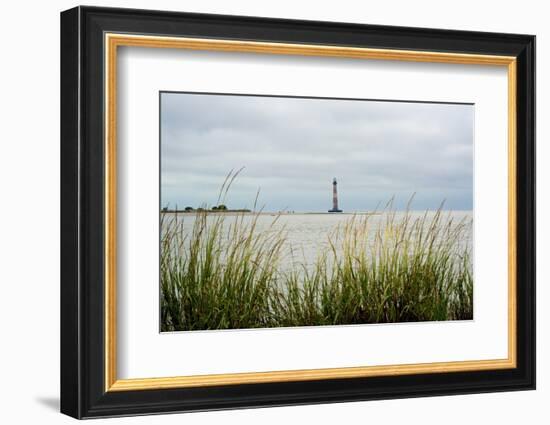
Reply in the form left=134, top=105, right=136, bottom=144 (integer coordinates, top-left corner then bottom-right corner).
left=161, top=211, right=382, bottom=216
left=160, top=210, right=472, bottom=215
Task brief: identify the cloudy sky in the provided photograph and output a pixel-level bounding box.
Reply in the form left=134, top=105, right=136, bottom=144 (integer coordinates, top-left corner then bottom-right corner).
left=160, top=92, right=473, bottom=212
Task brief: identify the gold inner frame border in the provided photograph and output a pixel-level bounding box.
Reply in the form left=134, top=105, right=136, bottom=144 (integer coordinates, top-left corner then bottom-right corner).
left=104, top=33, right=517, bottom=392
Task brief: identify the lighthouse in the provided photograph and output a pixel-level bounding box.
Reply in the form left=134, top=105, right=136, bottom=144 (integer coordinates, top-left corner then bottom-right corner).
left=328, top=177, right=343, bottom=213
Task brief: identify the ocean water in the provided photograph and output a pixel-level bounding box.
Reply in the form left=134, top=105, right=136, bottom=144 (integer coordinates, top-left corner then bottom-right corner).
left=161, top=211, right=473, bottom=274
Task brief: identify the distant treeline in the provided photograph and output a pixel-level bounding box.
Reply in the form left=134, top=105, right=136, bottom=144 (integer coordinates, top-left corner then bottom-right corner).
left=161, top=205, right=252, bottom=213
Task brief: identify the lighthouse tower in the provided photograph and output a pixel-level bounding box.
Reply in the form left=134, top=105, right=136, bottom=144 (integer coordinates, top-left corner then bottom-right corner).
left=328, top=177, right=343, bottom=213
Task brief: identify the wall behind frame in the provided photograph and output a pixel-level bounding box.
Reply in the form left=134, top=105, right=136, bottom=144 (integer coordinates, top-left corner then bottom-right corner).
left=0, top=1, right=544, bottom=424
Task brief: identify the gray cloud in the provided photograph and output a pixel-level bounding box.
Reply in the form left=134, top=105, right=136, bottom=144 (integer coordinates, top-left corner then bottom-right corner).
left=161, top=93, right=473, bottom=211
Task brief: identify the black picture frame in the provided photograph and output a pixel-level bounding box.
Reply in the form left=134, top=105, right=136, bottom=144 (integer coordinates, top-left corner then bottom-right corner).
left=60, top=5, right=535, bottom=419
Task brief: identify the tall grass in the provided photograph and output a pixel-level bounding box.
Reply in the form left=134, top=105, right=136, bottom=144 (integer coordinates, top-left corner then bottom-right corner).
left=161, top=197, right=473, bottom=331
left=161, top=208, right=288, bottom=331
left=269, top=203, right=473, bottom=327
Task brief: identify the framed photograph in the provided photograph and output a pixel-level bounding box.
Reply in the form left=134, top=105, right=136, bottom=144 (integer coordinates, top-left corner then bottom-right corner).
left=60, top=6, right=535, bottom=419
